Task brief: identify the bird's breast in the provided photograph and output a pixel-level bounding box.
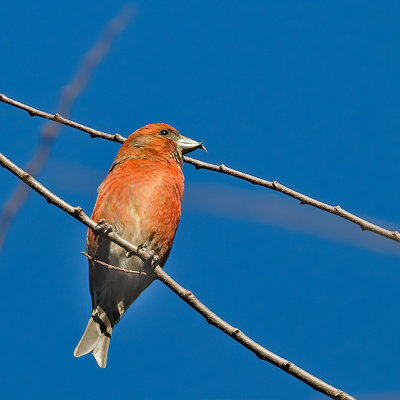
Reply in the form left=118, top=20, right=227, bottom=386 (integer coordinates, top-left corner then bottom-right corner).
left=88, top=159, right=184, bottom=264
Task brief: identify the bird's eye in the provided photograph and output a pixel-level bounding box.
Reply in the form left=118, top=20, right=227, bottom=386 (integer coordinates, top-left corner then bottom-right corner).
left=160, top=129, right=169, bottom=136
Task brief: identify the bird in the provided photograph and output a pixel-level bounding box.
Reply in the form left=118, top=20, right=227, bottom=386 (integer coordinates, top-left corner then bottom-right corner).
left=74, top=123, right=205, bottom=368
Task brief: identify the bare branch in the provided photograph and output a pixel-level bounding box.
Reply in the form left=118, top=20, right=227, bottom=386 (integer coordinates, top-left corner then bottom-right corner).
left=0, top=4, right=134, bottom=250
left=81, top=251, right=150, bottom=275
left=0, top=94, right=399, bottom=247
left=0, top=150, right=356, bottom=400
left=0, top=93, right=124, bottom=144
left=0, top=93, right=124, bottom=143
left=183, top=157, right=400, bottom=242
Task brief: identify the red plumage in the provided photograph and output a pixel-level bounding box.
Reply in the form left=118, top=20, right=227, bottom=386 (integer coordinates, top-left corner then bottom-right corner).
left=74, top=123, right=204, bottom=367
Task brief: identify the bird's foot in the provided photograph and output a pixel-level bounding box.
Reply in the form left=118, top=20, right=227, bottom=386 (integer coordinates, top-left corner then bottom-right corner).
left=94, top=219, right=113, bottom=237
left=140, top=248, right=159, bottom=274
left=146, top=250, right=159, bottom=267
left=125, top=242, right=148, bottom=258
left=137, top=242, right=148, bottom=252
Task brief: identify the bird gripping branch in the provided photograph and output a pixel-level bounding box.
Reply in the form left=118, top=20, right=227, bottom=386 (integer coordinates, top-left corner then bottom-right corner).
left=74, top=123, right=205, bottom=368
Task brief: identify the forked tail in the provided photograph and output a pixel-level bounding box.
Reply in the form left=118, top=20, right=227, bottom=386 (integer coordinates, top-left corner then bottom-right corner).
left=74, top=306, right=113, bottom=368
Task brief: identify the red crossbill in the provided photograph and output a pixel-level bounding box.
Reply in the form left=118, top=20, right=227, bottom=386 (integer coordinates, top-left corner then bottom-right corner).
left=74, top=123, right=205, bottom=367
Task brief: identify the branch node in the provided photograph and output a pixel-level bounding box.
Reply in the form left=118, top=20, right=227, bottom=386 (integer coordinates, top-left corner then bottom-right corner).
left=300, top=200, right=307, bottom=205
left=219, top=164, right=226, bottom=171
left=205, top=317, right=214, bottom=325
left=334, top=205, right=343, bottom=212
left=283, top=361, right=292, bottom=371
left=28, top=110, right=36, bottom=117
left=113, top=133, right=125, bottom=143
left=53, top=113, right=63, bottom=121
left=21, top=172, right=30, bottom=181
left=272, top=180, right=279, bottom=188
left=185, top=291, right=194, bottom=299
left=333, top=391, right=346, bottom=400
left=74, top=206, right=84, bottom=217
left=232, top=328, right=241, bottom=337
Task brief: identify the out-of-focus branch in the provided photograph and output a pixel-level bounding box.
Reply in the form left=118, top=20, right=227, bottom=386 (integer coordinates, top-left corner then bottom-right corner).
left=0, top=151, right=356, bottom=400
left=1, top=93, right=399, bottom=247
left=0, top=4, right=134, bottom=250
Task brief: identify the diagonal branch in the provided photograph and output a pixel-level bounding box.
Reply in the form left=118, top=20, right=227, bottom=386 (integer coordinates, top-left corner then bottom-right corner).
left=0, top=150, right=356, bottom=400
left=1, top=93, right=399, bottom=246
left=0, top=4, right=134, bottom=250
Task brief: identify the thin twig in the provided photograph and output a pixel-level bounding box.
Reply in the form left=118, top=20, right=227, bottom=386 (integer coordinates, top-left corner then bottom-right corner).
left=0, top=151, right=356, bottom=400
left=0, top=94, right=398, bottom=247
left=81, top=251, right=149, bottom=275
left=0, top=5, right=134, bottom=250
left=0, top=93, right=125, bottom=143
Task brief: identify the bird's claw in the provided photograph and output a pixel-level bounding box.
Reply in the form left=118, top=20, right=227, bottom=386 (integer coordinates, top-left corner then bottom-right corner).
left=126, top=243, right=149, bottom=258
left=125, top=243, right=151, bottom=259
left=94, top=219, right=113, bottom=237
left=142, top=249, right=159, bottom=272
left=137, top=242, right=148, bottom=252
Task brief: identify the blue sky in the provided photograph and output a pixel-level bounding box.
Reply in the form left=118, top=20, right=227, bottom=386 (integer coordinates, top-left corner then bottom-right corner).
left=1, top=1, right=400, bottom=399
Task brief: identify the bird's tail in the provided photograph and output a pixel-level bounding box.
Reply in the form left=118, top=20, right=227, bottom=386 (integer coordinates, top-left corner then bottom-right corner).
left=74, top=306, right=113, bottom=368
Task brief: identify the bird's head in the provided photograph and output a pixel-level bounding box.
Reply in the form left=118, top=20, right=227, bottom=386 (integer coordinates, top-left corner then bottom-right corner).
left=114, top=123, right=206, bottom=166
